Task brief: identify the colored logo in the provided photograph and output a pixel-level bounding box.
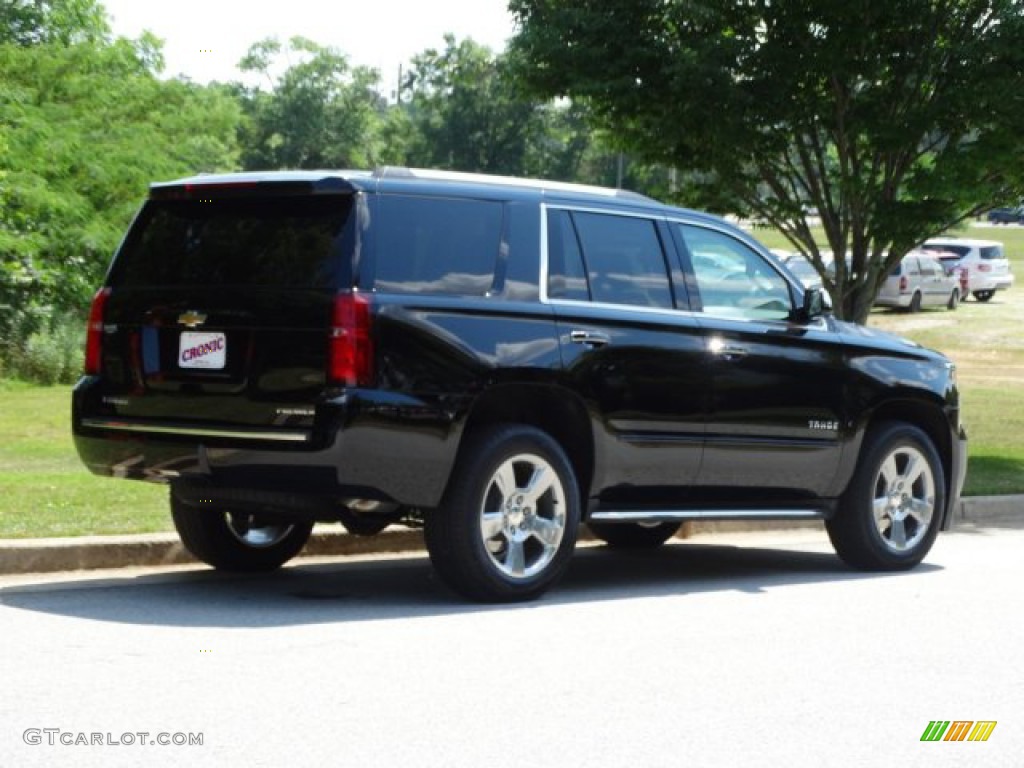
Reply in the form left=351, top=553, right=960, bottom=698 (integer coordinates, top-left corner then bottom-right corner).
left=921, top=721, right=997, bottom=742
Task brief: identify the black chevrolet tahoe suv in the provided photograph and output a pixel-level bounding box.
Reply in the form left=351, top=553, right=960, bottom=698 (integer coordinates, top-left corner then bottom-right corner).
left=73, top=168, right=968, bottom=601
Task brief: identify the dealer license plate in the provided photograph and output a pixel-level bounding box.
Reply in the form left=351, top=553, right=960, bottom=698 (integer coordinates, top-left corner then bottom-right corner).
left=178, top=332, right=226, bottom=370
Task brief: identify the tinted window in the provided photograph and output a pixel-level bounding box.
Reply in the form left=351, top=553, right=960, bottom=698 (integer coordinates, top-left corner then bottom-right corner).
left=678, top=225, right=792, bottom=321
left=373, top=195, right=502, bottom=295
left=546, top=210, right=590, bottom=301
left=980, top=246, right=1004, bottom=260
left=572, top=212, right=673, bottom=309
left=114, top=196, right=352, bottom=289
left=921, top=244, right=970, bottom=259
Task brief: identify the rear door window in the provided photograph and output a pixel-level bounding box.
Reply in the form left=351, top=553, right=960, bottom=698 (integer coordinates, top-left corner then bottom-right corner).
left=570, top=212, right=674, bottom=309
left=546, top=209, right=591, bottom=301
left=113, top=195, right=353, bottom=289
left=371, top=195, right=503, bottom=295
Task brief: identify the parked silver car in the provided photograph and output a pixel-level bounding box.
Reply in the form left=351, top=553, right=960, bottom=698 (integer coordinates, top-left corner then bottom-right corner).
left=875, top=252, right=960, bottom=311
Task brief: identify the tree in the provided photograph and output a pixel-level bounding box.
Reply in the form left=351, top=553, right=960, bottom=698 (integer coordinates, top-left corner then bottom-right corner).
left=236, top=36, right=384, bottom=170
left=510, top=1, right=1024, bottom=322
left=399, top=35, right=546, bottom=175
left=0, top=0, right=109, bottom=46
left=0, top=6, right=241, bottom=360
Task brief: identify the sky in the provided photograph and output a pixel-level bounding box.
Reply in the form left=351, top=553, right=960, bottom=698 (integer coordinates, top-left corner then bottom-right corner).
left=99, top=0, right=517, bottom=94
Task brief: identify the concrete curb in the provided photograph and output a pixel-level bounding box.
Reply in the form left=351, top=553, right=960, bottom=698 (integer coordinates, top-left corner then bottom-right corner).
left=1, top=495, right=1020, bottom=576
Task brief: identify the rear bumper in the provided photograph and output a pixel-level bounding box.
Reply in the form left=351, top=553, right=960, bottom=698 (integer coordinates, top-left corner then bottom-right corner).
left=874, top=293, right=913, bottom=309
left=970, top=274, right=1014, bottom=292
left=72, top=381, right=460, bottom=510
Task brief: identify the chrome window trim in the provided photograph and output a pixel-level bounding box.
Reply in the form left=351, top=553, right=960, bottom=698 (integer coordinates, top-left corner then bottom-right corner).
left=538, top=203, right=804, bottom=320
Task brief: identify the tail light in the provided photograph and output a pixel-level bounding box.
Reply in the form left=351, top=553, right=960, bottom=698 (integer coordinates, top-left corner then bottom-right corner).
left=84, top=287, right=111, bottom=375
left=328, top=292, right=373, bottom=387
left=899, top=276, right=908, bottom=292
left=978, top=263, right=992, bottom=272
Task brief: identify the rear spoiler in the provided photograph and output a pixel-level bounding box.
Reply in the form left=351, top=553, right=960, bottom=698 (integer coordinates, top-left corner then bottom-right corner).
left=149, top=175, right=359, bottom=200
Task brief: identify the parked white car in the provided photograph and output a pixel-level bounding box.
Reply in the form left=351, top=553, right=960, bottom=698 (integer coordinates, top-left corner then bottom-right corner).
left=875, top=252, right=961, bottom=311
left=920, top=237, right=1014, bottom=302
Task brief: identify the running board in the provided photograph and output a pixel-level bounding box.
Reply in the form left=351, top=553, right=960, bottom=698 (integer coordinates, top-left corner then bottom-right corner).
left=588, top=508, right=828, bottom=523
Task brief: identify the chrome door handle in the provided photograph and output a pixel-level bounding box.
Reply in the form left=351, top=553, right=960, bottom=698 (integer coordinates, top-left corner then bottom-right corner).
left=570, top=330, right=611, bottom=348
left=708, top=338, right=748, bottom=360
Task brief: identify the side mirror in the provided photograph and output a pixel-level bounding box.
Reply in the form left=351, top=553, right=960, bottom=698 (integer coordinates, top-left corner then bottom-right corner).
left=795, top=287, right=826, bottom=322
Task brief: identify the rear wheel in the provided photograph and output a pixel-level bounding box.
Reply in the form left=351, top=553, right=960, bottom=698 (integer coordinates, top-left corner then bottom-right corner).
left=826, top=422, right=944, bottom=570
left=947, top=289, right=959, bottom=310
left=908, top=291, right=922, bottom=312
left=973, top=290, right=995, bottom=302
left=587, top=521, right=681, bottom=549
left=425, top=424, right=580, bottom=602
left=171, top=493, right=313, bottom=572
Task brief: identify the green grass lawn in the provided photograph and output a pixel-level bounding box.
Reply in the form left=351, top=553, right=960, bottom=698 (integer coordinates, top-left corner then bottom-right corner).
left=1, top=221, right=1021, bottom=538
left=0, top=380, right=169, bottom=538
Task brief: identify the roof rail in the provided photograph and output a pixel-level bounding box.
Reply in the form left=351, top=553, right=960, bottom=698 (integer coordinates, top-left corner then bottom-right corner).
left=371, top=166, right=657, bottom=203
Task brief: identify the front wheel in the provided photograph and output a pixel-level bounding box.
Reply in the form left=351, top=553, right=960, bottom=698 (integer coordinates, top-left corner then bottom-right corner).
left=973, top=290, right=995, bottom=302
left=171, top=494, right=313, bottom=572
left=425, top=425, right=580, bottom=602
left=587, top=521, right=681, bottom=549
left=826, top=422, right=945, bottom=570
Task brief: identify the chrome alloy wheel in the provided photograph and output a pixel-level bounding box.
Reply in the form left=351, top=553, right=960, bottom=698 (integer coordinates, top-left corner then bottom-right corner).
left=872, top=445, right=936, bottom=553
left=224, top=513, right=296, bottom=549
left=479, top=453, right=567, bottom=580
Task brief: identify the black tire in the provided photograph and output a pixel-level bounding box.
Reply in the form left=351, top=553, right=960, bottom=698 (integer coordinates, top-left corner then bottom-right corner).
left=826, top=422, right=945, bottom=571
left=587, top=521, right=681, bottom=549
left=171, top=493, right=313, bottom=572
left=424, top=424, right=580, bottom=602
left=908, top=291, right=922, bottom=312
left=947, top=289, right=959, bottom=310
left=973, top=290, right=995, bottom=302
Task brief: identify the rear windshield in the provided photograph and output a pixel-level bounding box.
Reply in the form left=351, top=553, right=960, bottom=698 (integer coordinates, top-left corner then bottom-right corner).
left=920, top=245, right=969, bottom=260
left=979, top=246, right=1004, bottom=260
left=112, top=195, right=354, bottom=289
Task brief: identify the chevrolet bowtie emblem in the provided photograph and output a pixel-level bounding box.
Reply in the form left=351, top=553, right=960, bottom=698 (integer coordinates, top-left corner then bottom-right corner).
left=178, top=311, right=207, bottom=328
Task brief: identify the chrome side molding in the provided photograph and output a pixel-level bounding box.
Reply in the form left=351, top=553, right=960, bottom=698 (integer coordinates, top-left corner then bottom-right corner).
left=80, top=419, right=310, bottom=443
left=589, top=508, right=827, bottom=523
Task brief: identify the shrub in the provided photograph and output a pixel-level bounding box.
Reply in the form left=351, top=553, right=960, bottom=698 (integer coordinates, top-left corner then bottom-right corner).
left=0, top=309, right=84, bottom=385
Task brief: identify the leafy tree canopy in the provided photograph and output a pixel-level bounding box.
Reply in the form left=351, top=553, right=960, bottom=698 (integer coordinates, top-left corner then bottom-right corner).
left=0, top=0, right=109, bottom=46
left=236, top=36, right=384, bottom=170
left=510, top=0, right=1024, bottom=321
left=0, top=1, right=240, bottom=328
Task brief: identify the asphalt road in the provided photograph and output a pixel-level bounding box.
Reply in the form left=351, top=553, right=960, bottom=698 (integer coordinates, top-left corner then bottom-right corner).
left=1, top=525, right=1021, bottom=768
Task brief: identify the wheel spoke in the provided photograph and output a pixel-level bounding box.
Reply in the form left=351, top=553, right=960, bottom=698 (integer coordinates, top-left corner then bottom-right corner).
left=872, top=496, right=889, bottom=524
left=504, top=539, right=526, bottom=577
left=907, top=497, right=933, bottom=525
left=493, top=461, right=518, bottom=503
left=889, top=517, right=908, bottom=549
left=878, top=455, right=899, bottom=490
left=522, top=465, right=556, bottom=507
left=481, top=511, right=505, bottom=541
left=901, top=453, right=925, bottom=487
left=529, top=516, right=562, bottom=549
